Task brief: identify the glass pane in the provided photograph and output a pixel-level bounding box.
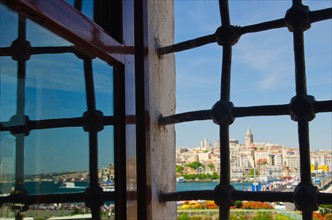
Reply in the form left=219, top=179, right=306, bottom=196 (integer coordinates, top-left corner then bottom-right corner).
left=25, top=128, right=89, bottom=194
left=0, top=57, right=17, bottom=122
left=94, top=59, right=114, bottom=116
left=0, top=132, right=15, bottom=195
left=66, top=0, right=94, bottom=20
left=26, top=53, right=86, bottom=120
left=1, top=2, right=116, bottom=219
left=99, top=126, right=115, bottom=191
left=0, top=3, right=17, bottom=47
left=27, top=20, right=71, bottom=47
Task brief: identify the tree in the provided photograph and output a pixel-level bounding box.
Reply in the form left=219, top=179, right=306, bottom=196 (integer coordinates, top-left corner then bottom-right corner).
left=176, top=165, right=184, bottom=174
left=248, top=168, right=259, bottom=178
left=208, top=163, right=215, bottom=170
left=211, top=172, right=219, bottom=180
left=186, top=161, right=204, bottom=170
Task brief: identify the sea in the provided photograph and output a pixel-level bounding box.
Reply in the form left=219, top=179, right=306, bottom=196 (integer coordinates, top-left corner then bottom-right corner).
left=0, top=181, right=254, bottom=195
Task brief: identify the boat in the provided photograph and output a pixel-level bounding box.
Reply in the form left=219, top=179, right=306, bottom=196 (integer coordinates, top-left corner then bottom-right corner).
left=59, top=182, right=77, bottom=188
left=101, top=181, right=115, bottom=192
left=101, top=184, right=115, bottom=192
left=176, top=177, right=186, bottom=183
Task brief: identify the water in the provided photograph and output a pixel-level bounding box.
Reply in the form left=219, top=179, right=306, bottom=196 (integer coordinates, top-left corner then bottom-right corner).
left=1, top=181, right=254, bottom=195
left=0, top=181, right=88, bottom=195
left=177, top=181, right=253, bottom=191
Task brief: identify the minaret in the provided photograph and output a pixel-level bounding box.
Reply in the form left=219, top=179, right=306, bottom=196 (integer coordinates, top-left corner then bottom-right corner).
left=245, top=128, right=253, bottom=147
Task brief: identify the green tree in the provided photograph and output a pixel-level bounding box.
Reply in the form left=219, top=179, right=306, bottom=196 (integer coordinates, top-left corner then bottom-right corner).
left=211, top=172, right=219, bottom=180
left=186, top=161, right=204, bottom=170
left=248, top=168, right=259, bottom=178
left=176, top=165, right=184, bottom=174
left=208, top=163, right=215, bottom=170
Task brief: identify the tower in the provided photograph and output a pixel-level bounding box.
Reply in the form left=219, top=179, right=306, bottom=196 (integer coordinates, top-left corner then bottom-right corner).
left=245, top=128, right=253, bottom=147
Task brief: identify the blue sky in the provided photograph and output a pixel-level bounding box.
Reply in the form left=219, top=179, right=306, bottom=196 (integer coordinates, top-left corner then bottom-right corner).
left=0, top=1, right=331, bottom=175
left=174, top=1, right=331, bottom=150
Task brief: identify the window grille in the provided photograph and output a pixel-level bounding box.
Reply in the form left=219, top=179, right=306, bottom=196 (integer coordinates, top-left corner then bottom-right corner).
left=0, top=0, right=128, bottom=219
left=158, top=1, right=332, bottom=220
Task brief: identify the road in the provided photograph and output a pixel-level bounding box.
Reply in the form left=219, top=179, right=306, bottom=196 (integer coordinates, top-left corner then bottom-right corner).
left=282, top=187, right=296, bottom=211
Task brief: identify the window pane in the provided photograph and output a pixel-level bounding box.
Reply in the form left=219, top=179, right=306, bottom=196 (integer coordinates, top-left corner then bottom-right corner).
left=0, top=57, right=17, bottom=122
left=0, top=3, right=17, bottom=47
left=94, top=59, right=114, bottom=116
left=99, top=126, right=115, bottom=186
left=27, top=19, right=72, bottom=47
left=25, top=128, right=89, bottom=194
left=26, top=54, right=86, bottom=120
left=66, top=0, right=94, bottom=20
left=0, top=132, right=15, bottom=195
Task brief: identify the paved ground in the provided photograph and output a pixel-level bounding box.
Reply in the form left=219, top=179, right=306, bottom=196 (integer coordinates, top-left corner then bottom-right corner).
left=283, top=187, right=296, bottom=211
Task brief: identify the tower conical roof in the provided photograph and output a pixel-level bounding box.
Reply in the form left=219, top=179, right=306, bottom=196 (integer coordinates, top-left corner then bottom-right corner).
left=246, top=127, right=252, bottom=136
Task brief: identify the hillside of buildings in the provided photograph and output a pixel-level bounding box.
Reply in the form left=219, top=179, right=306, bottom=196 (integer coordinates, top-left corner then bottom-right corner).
left=176, top=129, right=332, bottom=181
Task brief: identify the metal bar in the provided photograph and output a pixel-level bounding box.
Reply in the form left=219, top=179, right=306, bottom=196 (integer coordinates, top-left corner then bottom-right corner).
left=157, top=34, right=215, bottom=55
left=232, top=191, right=293, bottom=203
left=158, top=100, right=331, bottom=125
left=84, top=59, right=96, bottom=112
left=298, top=120, right=312, bottom=185
left=314, top=100, right=332, bottom=112
left=159, top=190, right=332, bottom=205
left=113, top=65, right=127, bottom=219
left=74, top=0, right=82, bottom=11
left=219, top=41, right=233, bottom=220
left=234, top=104, right=289, bottom=117
left=135, top=0, right=148, bottom=218
left=14, top=14, right=27, bottom=196
left=309, top=8, right=332, bottom=23
left=159, top=190, right=214, bottom=202
left=240, top=19, right=285, bottom=35
left=158, top=110, right=210, bottom=125
left=83, top=58, right=100, bottom=219
left=3, top=0, right=125, bottom=64
left=0, top=116, right=115, bottom=132
left=218, top=0, right=230, bottom=26
left=293, top=30, right=307, bottom=95
left=30, top=46, right=76, bottom=54
left=317, top=192, right=332, bottom=204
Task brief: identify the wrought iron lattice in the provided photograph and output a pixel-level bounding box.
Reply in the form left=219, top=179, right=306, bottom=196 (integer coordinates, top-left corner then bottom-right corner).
left=0, top=1, right=120, bottom=219
left=158, top=1, right=332, bottom=220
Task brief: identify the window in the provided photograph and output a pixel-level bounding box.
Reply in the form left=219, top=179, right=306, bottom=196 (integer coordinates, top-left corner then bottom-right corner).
left=0, top=0, right=130, bottom=219
left=158, top=1, right=331, bottom=220
left=1, top=0, right=331, bottom=220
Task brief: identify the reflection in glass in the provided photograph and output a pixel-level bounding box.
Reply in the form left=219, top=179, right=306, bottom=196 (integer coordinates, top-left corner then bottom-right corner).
left=26, top=54, right=86, bottom=120
left=0, top=1, right=116, bottom=218
left=66, top=0, right=94, bottom=20
left=27, top=19, right=71, bottom=47
left=0, top=132, right=15, bottom=195
left=25, top=128, right=89, bottom=177
left=0, top=57, right=17, bottom=122
left=0, top=4, right=17, bottom=47
left=94, top=59, right=114, bottom=116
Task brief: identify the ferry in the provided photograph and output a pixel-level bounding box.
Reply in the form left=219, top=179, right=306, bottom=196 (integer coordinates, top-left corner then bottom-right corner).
left=176, top=177, right=186, bottom=183
left=59, top=182, right=77, bottom=188
left=101, top=180, right=115, bottom=192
